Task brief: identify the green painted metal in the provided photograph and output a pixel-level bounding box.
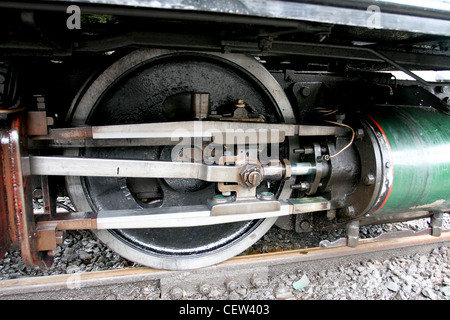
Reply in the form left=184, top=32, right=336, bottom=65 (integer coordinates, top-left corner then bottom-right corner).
left=369, top=107, right=450, bottom=215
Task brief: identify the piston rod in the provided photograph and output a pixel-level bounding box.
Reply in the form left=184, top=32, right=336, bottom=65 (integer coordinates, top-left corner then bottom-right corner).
left=291, top=162, right=316, bottom=176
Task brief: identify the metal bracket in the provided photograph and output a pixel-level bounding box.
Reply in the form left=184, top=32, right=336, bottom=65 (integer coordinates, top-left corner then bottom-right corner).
left=36, top=224, right=63, bottom=253
left=431, top=212, right=444, bottom=237
left=306, top=142, right=329, bottom=195
left=346, top=220, right=360, bottom=248
left=319, top=219, right=360, bottom=248
left=211, top=197, right=280, bottom=216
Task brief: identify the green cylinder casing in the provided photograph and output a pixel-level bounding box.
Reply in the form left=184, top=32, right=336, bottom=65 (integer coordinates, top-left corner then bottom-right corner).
left=368, top=107, right=450, bottom=215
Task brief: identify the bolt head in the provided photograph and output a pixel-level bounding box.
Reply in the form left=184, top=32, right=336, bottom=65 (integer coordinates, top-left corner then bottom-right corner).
left=364, top=174, right=375, bottom=185
left=340, top=205, right=356, bottom=217
left=248, top=171, right=262, bottom=186
left=241, top=164, right=263, bottom=187
left=355, top=128, right=365, bottom=140
left=299, top=220, right=311, bottom=230
left=32, top=188, right=43, bottom=199
left=300, top=86, right=311, bottom=97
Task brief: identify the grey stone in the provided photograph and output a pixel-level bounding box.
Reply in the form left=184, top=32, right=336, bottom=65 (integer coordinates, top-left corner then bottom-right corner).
left=422, top=287, right=438, bottom=300
left=386, top=280, right=399, bottom=292
left=78, top=250, right=92, bottom=260
left=440, top=286, right=450, bottom=297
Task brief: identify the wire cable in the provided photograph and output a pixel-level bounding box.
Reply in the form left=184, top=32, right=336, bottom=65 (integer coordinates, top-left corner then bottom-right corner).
left=323, top=120, right=355, bottom=159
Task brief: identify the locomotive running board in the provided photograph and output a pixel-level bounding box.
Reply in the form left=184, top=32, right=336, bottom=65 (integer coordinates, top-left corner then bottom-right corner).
left=36, top=197, right=330, bottom=230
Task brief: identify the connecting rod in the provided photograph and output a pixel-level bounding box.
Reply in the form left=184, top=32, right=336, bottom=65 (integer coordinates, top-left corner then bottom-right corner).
left=29, top=156, right=315, bottom=185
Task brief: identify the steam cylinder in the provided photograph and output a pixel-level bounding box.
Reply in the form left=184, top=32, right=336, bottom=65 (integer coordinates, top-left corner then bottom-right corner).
left=366, top=107, right=450, bottom=216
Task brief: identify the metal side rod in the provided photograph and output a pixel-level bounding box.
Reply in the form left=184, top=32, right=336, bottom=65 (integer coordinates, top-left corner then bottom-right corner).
left=36, top=197, right=330, bottom=230
left=30, top=121, right=350, bottom=141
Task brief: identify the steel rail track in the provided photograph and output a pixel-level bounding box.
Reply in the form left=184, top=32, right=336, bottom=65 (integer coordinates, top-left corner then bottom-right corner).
left=0, top=230, right=449, bottom=300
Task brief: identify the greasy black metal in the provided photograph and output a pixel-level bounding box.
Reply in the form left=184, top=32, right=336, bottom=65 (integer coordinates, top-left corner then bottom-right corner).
left=223, top=40, right=450, bottom=84
left=80, top=53, right=286, bottom=257
left=341, top=118, right=384, bottom=218
left=323, top=136, right=360, bottom=210
left=366, top=49, right=430, bottom=87
left=388, top=86, right=450, bottom=115
left=0, top=64, right=20, bottom=108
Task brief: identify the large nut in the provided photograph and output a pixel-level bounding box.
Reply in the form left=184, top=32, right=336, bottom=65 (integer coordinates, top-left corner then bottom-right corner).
left=241, top=164, right=263, bottom=187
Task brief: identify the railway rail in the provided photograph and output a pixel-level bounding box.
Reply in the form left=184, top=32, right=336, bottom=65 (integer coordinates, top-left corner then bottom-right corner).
left=0, top=228, right=448, bottom=300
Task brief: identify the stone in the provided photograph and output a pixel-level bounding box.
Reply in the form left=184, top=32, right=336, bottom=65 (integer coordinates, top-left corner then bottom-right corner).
left=66, top=264, right=81, bottom=274
left=274, top=284, right=294, bottom=300
left=422, top=287, right=437, bottom=300
left=386, top=280, right=399, bottom=292
left=170, top=287, right=184, bottom=300
left=440, top=286, right=450, bottom=297
left=199, top=283, right=211, bottom=296
left=208, top=287, right=222, bottom=299
left=407, top=264, right=418, bottom=275
left=78, top=250, right=92, bottom=260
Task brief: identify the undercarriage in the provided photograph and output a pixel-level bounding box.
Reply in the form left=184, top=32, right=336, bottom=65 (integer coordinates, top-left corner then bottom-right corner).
left=0, top=0, right=449, bottom=270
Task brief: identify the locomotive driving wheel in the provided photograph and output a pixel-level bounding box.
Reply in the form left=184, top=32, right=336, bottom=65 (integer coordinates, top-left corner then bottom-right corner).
left=65, top=49, right=295, bottom=270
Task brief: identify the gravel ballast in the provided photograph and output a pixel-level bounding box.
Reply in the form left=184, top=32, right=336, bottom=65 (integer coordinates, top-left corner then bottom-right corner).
left=0, top=204, right=448, bottom=300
